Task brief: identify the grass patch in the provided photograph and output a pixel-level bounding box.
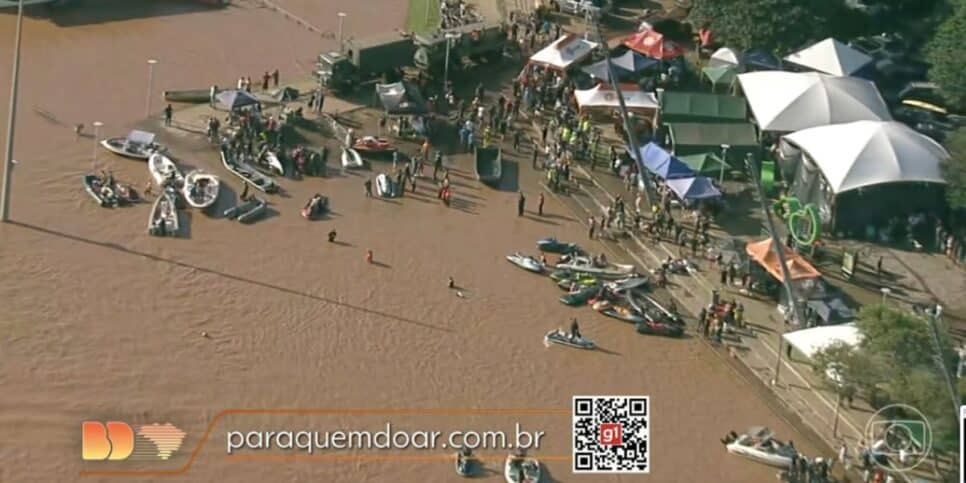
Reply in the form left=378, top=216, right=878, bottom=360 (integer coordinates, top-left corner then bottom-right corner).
left=405, top=0, right=441, bottom=34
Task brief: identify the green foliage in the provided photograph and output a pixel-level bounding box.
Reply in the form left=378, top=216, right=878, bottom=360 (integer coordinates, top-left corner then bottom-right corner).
left=405, top=0, right=441, bottom=34
left=812, top=341, right=888, bottom=398
left=854, top=305, right=954, bottom=370
left=941, top=127, right=966, bottom=210
left=689, top=0, right=861, bottom=55
left=926, top=5, right=966, bottom=111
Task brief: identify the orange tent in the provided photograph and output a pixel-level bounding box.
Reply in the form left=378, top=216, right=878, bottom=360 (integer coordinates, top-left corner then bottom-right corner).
left=745, top=238, right=821, bottom=282
left=622, top=29, right=688, bottom=60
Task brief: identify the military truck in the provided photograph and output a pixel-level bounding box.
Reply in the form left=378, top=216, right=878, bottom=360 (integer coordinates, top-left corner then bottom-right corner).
left=316, top=31, right=416, bottom=92
left=412, top=21, right=508, bottom=76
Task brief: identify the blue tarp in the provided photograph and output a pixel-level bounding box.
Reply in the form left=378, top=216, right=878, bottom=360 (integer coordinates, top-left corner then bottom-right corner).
left=666, top=176, right=721, bottom=200
left=629, top=142, right=696, bottom=179
left=582, top=50, right=659, bottom=82
left=742, top=48, right=782, bottom=71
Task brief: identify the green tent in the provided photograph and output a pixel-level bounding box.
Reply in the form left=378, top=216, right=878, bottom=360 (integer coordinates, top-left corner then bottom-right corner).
left=701, top=66, right=738, bottom=91
left=666, top=122, right=760, bottom=161
left=678, top=152, right=728, bottom=177
left=659, top=91, right=747, bottom=124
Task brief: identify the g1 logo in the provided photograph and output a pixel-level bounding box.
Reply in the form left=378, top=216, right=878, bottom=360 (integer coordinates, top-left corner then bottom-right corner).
left=599, top=423, right=623, bottom=446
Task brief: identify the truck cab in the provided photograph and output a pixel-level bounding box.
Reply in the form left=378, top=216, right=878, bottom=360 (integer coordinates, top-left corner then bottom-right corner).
left=316, top=51, right=356, bottom=91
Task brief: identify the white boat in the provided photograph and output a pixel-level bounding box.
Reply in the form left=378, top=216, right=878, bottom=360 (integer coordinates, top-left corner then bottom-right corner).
left=506, top=253, right=545, bottom=273
left=182, top=170, right=220, bottom=209
left=147, top=188, right=179, bottom=237
left=148, top=152, right=184, bottom=187
left=341, top=147, right=364, bottom=169
left=376, top=173, right=396, bottom=197
left=544, top=328, right=596, bottom=350
left=101, top=130, right=164, bottom=160
left=504, top=452, right=541, bottom=483
left=220, top=145, right=279, bottom=193
left=724, top=426, right=797, bottom=469
left=556, top=255, right=635, bottom=279
left=263, top=151, right=285, bottom=176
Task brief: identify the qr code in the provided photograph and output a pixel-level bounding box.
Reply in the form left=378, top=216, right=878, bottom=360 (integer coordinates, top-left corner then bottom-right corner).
left=572, top=395, right=649, bottom=473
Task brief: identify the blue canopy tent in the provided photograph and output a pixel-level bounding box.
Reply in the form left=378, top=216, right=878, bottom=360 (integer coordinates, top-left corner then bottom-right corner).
left=666, top=176, right=721, bottom=200
left=629, top=142, right=696, bottom=179
left=742, top=48, right=782, bottom=71
left=582, top=50, right=659, bottom=82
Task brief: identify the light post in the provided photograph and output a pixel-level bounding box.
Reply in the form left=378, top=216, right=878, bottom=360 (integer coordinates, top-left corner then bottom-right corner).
left=880, top=287, right=891, bottom=305
left=1, top=0, right=25, bottom=223
left=718, top=144, right=729, bottom=185
left=337, top=12, right=347, bottom=52
left=92, top=121, right=103, bottom=171
left=443, top=32, right=460, bottom=92
left=146, top=59, right=158, bottom=118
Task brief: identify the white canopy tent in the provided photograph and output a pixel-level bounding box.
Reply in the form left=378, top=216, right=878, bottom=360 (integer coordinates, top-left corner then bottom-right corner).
left=738, top=71, right=891, bottom=132
left=574, top=84, right=659, bottom=112
left=528, top=34, right=599, bottom=71
left=708, top=47, right=741, bottom=68
left=782, top=323, right=861, bottom=358
left=784, top=38, right=873, bottom=76
left=783, top=120, right=949, bottom=194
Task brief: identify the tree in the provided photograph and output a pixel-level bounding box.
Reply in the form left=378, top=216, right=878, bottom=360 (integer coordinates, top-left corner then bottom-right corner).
left=854, top=305, right=955, bottom=371
left=926, top=4, right=966, bottom=110
left=689, top=0, right=860, bottom=55
left=941, top=127, right=966, bottom=211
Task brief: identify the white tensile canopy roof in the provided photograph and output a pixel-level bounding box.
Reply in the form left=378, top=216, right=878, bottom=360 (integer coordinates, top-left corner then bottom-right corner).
left=784, top=120, right=949, bottom=194
left=738, top=71, right=891, bottom=132
left=529, top=34, right=599, bottom=71
left=784, top=38, right=874, bottom=76
left=708, top=47, right=741, bottom=68
left=126, top=130, right=156, bottom=145
left=574, top=84, right=659, bottom=111
left=782, top=323, right=861, bottom=358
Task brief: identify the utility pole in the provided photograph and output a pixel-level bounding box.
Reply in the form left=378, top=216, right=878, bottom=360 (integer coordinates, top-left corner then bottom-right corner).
left=744, top=153, right=804, bottom=385
left=589, top=12, right=654, bottom=209
left=0, top=0, right=25, bottom=223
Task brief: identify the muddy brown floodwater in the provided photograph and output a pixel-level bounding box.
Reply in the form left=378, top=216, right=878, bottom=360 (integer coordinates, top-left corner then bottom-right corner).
left=0, top=1, right=819, bottom=481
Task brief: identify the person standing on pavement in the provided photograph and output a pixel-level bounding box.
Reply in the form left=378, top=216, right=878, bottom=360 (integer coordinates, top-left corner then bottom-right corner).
left=163, top=104, right=173, bottom=126
left=262, top=71, right=271, bottom=90
left=433, top=151, right=443, bottom=182
left=837, top=441, right=850, bottom=473
left=588, top=217, right=596, bottom=240
left=364, top=178, right=372, bottom=197
left=517, top=191, right=526, bottom=216
left=537, top=193, right=544, bottom=216
left=272, top=68, right=279, bottom=87
left=513, top=130, right=523, bottom=151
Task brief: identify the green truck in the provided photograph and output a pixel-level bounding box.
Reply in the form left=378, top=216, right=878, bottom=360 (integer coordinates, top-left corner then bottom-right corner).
left=412, top=22, right=508, bottom=76
left=316, top=31, right=416, bottom=92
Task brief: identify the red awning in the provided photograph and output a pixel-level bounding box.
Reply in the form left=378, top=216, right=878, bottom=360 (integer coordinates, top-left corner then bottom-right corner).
left=745, top=238, right=822, bottom=282
left=622, top=29, right=687, bottom=60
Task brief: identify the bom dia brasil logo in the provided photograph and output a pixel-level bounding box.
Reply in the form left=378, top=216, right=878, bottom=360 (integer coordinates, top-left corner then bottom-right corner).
left=82, top=421, right=186, bottom=461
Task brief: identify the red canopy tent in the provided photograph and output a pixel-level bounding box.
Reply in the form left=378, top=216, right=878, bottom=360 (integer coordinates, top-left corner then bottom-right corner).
left=622, top=29, right=687, bottom=60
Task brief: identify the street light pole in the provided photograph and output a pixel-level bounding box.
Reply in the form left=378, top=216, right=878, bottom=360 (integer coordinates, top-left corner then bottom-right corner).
left=337, top=12, right=347, bottom=52
left=146, top=59, right=158, bottom=118
left=92, top=121, right=103, bottom=171
left=719, top=143, right=730, bottom=185
left=0, top=0, right=25, bottom=223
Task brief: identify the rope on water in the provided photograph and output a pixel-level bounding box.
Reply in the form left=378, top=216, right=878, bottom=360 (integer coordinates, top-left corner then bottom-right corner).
left=256, top=0, right=335, bottom=40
